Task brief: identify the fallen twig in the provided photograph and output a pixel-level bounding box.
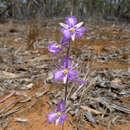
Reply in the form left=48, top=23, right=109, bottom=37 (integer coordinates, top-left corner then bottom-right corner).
left=80, top=105, right=102, bottom=115
left=0, top=91, right=15, bottom=103
left=89, top=97, right=130, bottom=114
left=0, top=105, right=23, bottom=118
left=0, top=71, right=23, bottom=80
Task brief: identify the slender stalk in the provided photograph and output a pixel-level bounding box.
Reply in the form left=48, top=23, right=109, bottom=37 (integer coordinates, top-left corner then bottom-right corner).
left=67, top=40, right=71, bottom=57
left=63, top=40, right=71, bottom=130
left=64, top=40, right=71, bottom=101
left=64, top=79, right=68, bottom=101
left=62, top=122, right=64, bottom=130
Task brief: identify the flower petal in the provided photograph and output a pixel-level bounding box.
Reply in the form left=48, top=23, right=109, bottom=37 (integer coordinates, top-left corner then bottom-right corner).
left=60, top=37, right=69, bottom=46
left=71, top=33, right=75, bottom=41
left=59, top=113, right=67, bottom=125
left=52, top=70, right=64, bottom=81
left=59, top=23, right=69, bottom=29
left=48, top=42, right=58, bottom=52
left=75, top=22, right=84, bottom=28
left=56, top=117, right=60, bottom=126
left=75, top=27, right=86, bottom=38
left=54, top=48, right=62, bottom=56
left=48, top=42, right=62, bottom=56
left=63, top=74, right=68, bottom=84
left=57, top=99, right=66, bottom=112
left=51, top=51, right=58, bottom=56
left=68, top=70, right=78, bottom=81
left=46, top=112, right=57, bottom=123
left=60, top=28, right=71, bottom=39
left=76, top=79, right=86, bottom=85
left=61, top=56, right=72, bottom=68
left=65, top=16, right=77, bottom=27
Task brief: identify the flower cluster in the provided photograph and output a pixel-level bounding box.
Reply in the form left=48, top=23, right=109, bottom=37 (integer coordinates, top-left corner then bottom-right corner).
left=47, top=16, right=86, bottom=126
left=48, top=16, right=86, bottom=55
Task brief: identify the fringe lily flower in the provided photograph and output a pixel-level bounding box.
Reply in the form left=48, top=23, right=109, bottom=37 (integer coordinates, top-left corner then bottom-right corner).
left=52, top=56, right=78, bottom=83
left=46, top=99, right=67, bottom=125
left=60, top=16, right=86, bottom=41
left=48, top=37, right=68, bottom=56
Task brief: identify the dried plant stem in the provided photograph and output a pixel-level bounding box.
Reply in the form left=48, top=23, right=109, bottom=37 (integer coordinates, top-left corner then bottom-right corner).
left=0, top=91, right=15, bottom=103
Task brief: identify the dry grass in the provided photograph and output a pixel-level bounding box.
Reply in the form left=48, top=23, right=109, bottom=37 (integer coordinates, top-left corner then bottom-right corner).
left=27, top=20, right=39, bottom=49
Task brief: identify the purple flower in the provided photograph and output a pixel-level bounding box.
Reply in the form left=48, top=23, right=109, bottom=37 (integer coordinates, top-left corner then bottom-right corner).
left=48, top=37, right=68, bottom=56
left=75, top=79, right=86, bottom=85
left=52, top=56, right=78, bottom=83
left=46, top=99, right=67, bottom=125
left=59, top=16, right=86, bottom=41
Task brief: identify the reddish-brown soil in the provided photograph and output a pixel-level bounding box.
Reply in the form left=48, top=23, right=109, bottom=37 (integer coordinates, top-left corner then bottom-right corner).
left=1, top=83, right=130, bottom=130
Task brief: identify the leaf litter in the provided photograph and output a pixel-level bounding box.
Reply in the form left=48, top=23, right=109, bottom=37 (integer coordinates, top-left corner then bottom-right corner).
left=0, top=19, right=130, bottom=130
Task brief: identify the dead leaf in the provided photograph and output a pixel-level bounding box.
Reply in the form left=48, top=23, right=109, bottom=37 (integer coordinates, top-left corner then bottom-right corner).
left=80, top=105, right=102, bottom=115
left=28, top=55, right=51, bottom=62
left=0, top=71, right=23, bottom=79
